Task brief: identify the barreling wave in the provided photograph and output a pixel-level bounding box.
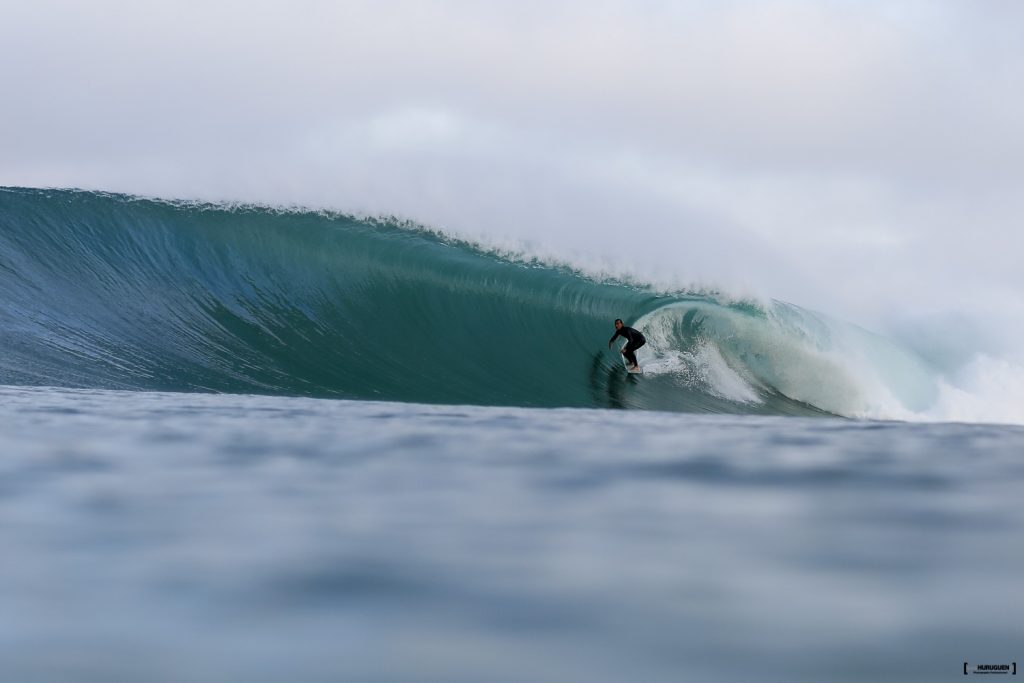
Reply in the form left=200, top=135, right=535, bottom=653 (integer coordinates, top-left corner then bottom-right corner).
left=0, top=187, right=944, bottom=418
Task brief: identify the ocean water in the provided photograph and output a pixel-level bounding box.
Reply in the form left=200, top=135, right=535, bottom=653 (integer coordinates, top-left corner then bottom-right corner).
left=2, top=188, right=1022, bottom=681
left=2, top=385, right=1022, bottom=682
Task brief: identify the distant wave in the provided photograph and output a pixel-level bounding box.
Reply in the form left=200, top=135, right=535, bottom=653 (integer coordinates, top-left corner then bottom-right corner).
left=0, top=187, right=952, bottom=418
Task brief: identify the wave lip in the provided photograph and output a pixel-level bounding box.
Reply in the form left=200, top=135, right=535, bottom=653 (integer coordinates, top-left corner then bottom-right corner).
left=2, top=187, right=1018, bottom=423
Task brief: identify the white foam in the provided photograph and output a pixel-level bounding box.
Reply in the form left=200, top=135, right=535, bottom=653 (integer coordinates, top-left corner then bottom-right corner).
left=902, top=355, right=1024, bottom=425
left=641, top=342, right=763, bottom=405
left=634, top=307, right=763, bottom=405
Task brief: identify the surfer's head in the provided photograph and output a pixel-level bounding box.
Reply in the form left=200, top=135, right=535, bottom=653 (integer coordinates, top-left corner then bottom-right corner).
left=614, top=319, right=624, bottom=330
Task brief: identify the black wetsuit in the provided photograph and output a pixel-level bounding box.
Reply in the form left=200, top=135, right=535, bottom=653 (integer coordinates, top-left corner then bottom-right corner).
left=609, top=326, right=646, bottom=367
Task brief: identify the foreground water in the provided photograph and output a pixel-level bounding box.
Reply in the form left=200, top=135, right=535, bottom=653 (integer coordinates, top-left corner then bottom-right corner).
left=1, top=385, right=1022, bottom=682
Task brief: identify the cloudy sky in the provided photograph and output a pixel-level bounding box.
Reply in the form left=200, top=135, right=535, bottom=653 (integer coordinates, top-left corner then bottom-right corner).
left=2, top=0, right=1023, bottom=357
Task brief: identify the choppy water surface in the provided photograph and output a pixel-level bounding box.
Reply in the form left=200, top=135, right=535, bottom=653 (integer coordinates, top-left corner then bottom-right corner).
left=2, top=385, right=1021, bottom=682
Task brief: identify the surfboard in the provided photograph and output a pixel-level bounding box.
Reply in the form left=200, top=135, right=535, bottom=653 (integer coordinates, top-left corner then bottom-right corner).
left=627, top=365, right=643, bottom=374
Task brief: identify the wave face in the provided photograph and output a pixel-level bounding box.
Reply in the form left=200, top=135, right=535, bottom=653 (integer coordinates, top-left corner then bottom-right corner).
left=0, top=188, right=943, bottom=417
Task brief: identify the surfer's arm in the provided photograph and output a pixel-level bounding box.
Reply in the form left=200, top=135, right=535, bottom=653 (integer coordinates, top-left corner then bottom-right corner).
left=608, top=330, right=621, bottom=347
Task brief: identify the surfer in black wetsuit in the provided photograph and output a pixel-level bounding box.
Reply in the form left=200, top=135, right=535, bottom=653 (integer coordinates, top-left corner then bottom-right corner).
left=608, top=319, right=646, bottom=371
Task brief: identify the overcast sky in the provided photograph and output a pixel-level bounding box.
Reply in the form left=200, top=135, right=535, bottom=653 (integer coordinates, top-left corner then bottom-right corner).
left=2, top=0, right=1023, bottom=355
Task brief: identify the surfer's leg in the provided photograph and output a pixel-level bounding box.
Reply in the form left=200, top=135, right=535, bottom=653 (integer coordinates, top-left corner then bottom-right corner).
left=623, top=345, right=638, bottom=367
left=630, top=340, right=645, bottom=367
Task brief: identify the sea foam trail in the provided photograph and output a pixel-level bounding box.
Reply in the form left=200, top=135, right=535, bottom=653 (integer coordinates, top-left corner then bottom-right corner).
left=0, top=187, right=1019, bottom=423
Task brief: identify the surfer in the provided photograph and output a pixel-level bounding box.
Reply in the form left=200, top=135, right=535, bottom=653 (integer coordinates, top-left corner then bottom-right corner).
left=608, top=319, right=646, bottom=371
